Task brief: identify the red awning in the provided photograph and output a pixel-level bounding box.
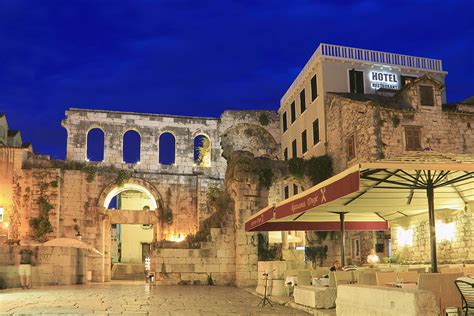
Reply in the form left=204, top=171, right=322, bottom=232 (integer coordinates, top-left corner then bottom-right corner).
left=245, top=169, right=388, bottom=232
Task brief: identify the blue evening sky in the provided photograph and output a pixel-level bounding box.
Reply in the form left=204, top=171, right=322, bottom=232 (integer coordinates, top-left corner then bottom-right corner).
left=0, top=0, right=472, bottom=159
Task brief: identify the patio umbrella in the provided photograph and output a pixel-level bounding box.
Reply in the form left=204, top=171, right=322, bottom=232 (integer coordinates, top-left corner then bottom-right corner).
left=43, top=238, right=103, bottom=255
left=245, top=152, right=474, bottom=272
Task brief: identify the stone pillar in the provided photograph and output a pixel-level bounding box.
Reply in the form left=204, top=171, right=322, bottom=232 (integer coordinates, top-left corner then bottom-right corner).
left=282, top=231, right=289, bottom=250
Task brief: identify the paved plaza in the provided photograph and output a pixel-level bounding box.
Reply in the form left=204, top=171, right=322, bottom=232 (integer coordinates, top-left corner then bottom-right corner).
left=0, top=281, right=307, bottom=315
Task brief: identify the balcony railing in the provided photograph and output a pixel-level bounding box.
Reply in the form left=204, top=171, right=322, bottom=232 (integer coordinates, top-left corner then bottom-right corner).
left=281, top=43, right=444, bottom=105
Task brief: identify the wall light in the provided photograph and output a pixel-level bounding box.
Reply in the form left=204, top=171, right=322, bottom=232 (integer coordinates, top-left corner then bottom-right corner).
left=436, top=221, right=456, bottom=242
left=397, top=227, right=413, bottom=247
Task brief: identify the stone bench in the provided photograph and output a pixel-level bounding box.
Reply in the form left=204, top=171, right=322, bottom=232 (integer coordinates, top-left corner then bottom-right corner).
left=294, top=285, right=336, bottom=309
left=336, top=285, right=439, bottom=316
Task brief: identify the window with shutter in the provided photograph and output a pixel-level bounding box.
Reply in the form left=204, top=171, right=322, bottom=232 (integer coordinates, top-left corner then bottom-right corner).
left=300, top=89, right=306, bottom=113
left=284, top=186, right=289, bottom=199
left=301, top=130, right=307, bottom=154
left=405, top=127, right=422, bottom=151
left=282, top=112, right=288, bottom=132
left=284, top=148, right=288, bottom=161
left=347, top=134, right=356, bottom=161
left=313, top=119, right=320, bottom=145
left=293, top=184, right=299, bottom=195
left=311, top=75, right=318, bottom=101
left=291, top=102, right=296, bottom=123
left=349, top=69, right=364, bottom=94
left=292, top=139, right=297, bottom=158
left=419, top=86, right=434, bottom=106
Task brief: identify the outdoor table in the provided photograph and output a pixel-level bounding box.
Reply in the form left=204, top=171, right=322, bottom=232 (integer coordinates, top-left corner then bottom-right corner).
left=285, top=275, right=298, bottom=286
left=312, top=277, right=330, bottom=287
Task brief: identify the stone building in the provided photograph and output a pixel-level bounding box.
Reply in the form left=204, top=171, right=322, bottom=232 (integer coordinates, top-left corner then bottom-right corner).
left=324, top=75, right=474, bottom=264
left=0, top=108, right=279, bottom=287
left=271, top=43, right=474, bottom=266
left=278, top=43, right=446, bottom=161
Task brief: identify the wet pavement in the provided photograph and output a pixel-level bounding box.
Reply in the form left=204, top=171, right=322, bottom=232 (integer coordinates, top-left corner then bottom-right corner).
left=0, top=281, right=307, bottom=315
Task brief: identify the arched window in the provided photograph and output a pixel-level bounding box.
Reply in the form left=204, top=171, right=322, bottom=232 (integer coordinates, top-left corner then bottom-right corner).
left=86, top=128, right=105, bottom=162
left=159, top=132, right=175, bottom=165
left=194, top=135, right=211, bottom=167
left=123, top=130, right=141, bottom=163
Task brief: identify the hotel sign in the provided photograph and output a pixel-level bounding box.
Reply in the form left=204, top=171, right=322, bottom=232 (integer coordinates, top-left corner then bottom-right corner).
left=370, top=71, right=400, bottom=90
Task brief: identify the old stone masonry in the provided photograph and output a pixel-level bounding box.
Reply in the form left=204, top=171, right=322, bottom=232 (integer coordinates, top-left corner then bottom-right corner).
left=0, top=108, right=280, bottom=288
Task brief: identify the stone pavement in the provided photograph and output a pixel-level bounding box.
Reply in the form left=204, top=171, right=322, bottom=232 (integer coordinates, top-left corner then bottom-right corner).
left=0, top=281, right=308, bottom=315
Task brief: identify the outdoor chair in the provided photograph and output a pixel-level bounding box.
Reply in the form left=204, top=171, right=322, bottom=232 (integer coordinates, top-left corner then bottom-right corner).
left=334, top=271, right=354, bottom=286
left=419, top=272, right=463, bottom=315
left=440, top=273, right=462, bottom=313
left=311, top=267, right=329, bottom=278
left=441, top=267, right=463, bottom=274
left=397, top=271, right=418, bottom=284
left=455, top=277, right=474, bottom=316
left=375, top=272, right=397, bottom=286
left=408, top=267, right=427, bottom=274
left=358, top=271, right=377, bottom=285
left=464, top=267, right=474, bottom=278
left=297, top=270, right=312, bottom=286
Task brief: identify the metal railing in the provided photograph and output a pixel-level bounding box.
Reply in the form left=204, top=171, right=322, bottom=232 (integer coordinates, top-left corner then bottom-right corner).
left=281, top=43, right=444, bottom=105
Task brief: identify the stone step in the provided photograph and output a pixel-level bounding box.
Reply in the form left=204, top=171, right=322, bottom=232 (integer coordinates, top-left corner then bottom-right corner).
left=112, top=263, right=146, bottom=280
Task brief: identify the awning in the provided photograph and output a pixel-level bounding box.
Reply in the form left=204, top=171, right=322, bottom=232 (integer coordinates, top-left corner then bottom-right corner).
left=245, top=152, right=474, bottom=272
left=246, top=170, right=388, bottom=232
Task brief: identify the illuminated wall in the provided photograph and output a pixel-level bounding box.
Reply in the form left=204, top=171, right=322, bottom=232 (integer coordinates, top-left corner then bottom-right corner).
left=391, top=207, right=471, bottom=264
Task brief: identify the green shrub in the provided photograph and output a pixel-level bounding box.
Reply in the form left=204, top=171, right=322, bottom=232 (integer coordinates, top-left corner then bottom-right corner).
left=258, top=113, right=269, bottom=126
left=257, top=233, right=279, bottom=261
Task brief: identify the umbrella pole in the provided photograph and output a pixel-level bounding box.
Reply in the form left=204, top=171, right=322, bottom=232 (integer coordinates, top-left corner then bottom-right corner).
left=426, top=180, right=438, bottom=273
left=339, top=213, right=346, bottom=267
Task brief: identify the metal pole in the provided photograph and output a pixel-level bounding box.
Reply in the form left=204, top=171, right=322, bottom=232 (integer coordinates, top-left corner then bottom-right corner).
left=426, top=173, right=438, bottom=273
left=340, top=213, right=346, bottom=267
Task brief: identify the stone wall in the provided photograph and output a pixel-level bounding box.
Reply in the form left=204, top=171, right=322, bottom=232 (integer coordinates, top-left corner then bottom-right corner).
left=219, top=110, right=280, bottom=160
left=391, top=204, right=474, bottom=264
left=0, top=245, right=96, bottom=287
left=326, top=79, right=474, bottom=174
left=62, top=108, right=227, bottom=177
left=152, top=228, right=235, bottom=285
left=0, top=108, right=282, bottom=287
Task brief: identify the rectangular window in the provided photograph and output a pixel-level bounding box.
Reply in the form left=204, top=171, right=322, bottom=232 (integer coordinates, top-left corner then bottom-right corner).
left=284, top=186, right=289, bottom=199
left=301, top=130, right=307, bottom=154
left=401, top=75, right=417, bottom=87
left=313, top=119, right=320, bottom=145
left=347, top=134, right=355, bottom=161
left=300, top=89, right=306, bottom=113
left=349, top=69, right=364, bottom=94
left=291, top=102, right=296, bottom=123
left=282, top=112, right=288, bottom=132
left=293, top=184, right=299, bottom=195
left=311, top=75, right=318, bottom=101
left=292, top=139, right=297, bottom=158
left=284, top=148, right=288, bottom=161
left=405, top=126, right=422, bottom=151
left=419, top=85, right=434, bottom=106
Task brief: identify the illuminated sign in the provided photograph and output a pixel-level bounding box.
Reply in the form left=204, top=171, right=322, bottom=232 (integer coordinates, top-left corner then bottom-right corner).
left=370, top=71, right=400, bottom=90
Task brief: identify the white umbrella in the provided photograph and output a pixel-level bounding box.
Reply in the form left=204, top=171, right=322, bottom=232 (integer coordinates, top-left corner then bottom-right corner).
left=43, top=238, right=103, bottom=255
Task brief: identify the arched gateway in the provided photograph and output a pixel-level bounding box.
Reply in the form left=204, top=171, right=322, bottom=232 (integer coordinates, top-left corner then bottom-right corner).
left=98, top=178, right=162, bottom=265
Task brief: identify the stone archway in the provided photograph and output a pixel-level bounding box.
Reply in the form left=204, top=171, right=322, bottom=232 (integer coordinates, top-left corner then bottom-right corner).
left=97, top=177, right=163, bottom=210
left=97, top=178, right=163, bottom=265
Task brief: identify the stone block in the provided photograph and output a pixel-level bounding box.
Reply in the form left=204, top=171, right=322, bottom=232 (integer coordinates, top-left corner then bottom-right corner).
left=294, top=285, right=336, bottom=309
left=336, top=285, right=439, bottom=316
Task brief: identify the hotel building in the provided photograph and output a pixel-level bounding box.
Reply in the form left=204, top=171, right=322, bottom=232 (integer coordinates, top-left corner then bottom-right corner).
left=279, top=43, right=447, bottom=162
